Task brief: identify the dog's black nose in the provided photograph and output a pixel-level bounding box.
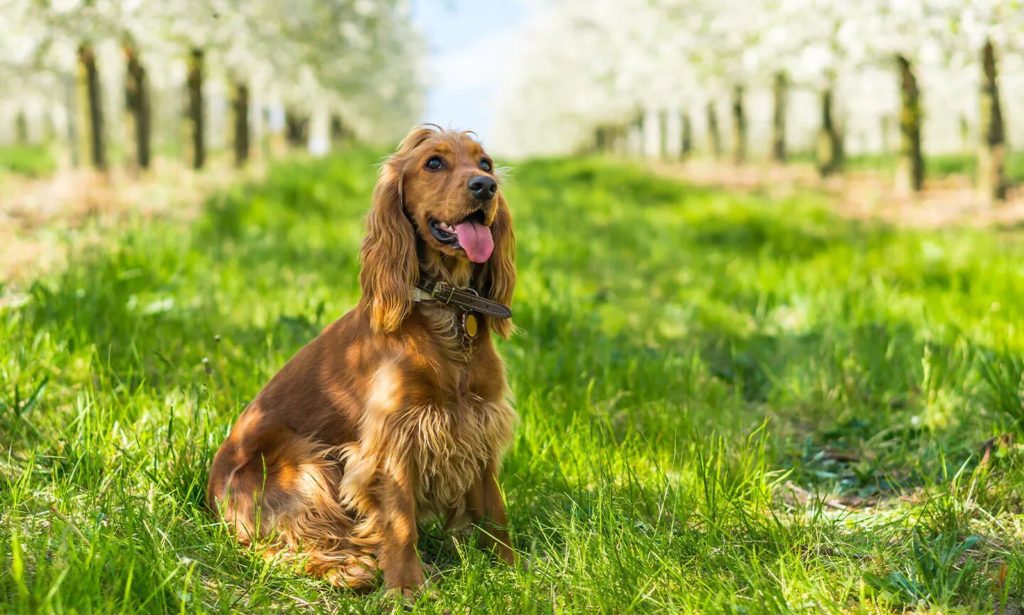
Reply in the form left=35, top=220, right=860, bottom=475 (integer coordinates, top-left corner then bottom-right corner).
left=467, top=175, right=497, bottom=201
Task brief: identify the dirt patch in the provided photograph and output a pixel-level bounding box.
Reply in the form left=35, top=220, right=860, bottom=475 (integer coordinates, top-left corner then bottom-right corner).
left=0, top=159, right=266, bottom=285
left=654, top=159, right=1024, bottom=231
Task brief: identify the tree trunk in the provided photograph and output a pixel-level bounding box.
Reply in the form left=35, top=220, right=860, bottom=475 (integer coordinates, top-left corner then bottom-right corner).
left=594, top=126, right=608, bottom=153
left=880, top=115, right=892, bottom=156
left=78, top=44, right=106, bottom=170
left=124, top=44, right=151, bottom=170
left=682, top=112, right=693, bottom=156
left=187, top=47, right=205, bottom=169
left=896, top=54, right=923, bottom=192
left=64, top=75, right=79, bottom=167
left=330, top=114, right=350, bottom=144
left=660, top=109, right=670, bottom=159
left=706, top=102, right=721, bottom=159
left=232, top=80, right=250, bottom=166
left=771, top=72, right=787, bottom=163
left=817, top=86, right=843, bottom=177
left=731, top=84, right=746, bottom=164
left=978, top=38, right=1007, bottom=202
left=15, top=111, right=28, bottom=144
left=959, top=114, right=970, bottom=153
left=285, top=110, right=308, bottom=147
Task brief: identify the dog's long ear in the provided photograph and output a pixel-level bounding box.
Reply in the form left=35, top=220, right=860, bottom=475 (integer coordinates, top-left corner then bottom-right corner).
left=359, top=160, right=418, bottom=333
left=482, top=193, right=516, bottom=338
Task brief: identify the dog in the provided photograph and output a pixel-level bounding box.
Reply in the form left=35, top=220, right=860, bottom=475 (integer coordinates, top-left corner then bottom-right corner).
left=207, top=125, right=517, bottom=595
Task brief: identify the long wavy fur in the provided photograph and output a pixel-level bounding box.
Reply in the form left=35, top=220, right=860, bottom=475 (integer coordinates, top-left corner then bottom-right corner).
left=478, top=194, right=516, bottom=338
left=359, top=128, right=437, bottom=332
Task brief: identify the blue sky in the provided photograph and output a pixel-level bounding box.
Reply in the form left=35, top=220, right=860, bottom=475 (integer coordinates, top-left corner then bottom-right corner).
left=410, top=0, right=527, bottom=144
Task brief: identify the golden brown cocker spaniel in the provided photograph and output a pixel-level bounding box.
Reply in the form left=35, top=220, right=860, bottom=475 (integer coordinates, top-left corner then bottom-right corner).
left=207, top=125, right=517, bottom=595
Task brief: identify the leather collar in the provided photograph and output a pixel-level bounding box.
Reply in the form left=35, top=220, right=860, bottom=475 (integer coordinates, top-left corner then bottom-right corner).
left=411, top=279, right=512, bottom=320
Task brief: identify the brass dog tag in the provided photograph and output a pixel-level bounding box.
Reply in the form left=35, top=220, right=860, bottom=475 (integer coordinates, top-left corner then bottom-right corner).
left=462, top=313, right=479, bottom=339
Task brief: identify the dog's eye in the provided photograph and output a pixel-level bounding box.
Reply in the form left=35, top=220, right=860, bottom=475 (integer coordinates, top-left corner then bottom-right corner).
left=479, top=159, right=492, bottom=172
left=425, top=156, right=444, bottom=170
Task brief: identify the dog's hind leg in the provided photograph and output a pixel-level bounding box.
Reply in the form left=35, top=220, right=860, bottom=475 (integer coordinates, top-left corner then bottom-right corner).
left=209, top=431, right=381, bottom=589
left=274, top=464, right=382, bottom=591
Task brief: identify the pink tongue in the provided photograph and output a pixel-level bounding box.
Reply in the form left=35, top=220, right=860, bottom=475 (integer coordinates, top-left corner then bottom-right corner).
left=454, top=221, right=494, bottom=263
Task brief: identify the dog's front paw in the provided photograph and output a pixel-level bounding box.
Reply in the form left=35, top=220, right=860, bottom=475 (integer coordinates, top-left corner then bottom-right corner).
left=386, top=585, right=418, bottom=603
left=495, top=542, right=516, bottom=565
left=384, top=563, right=426, bottom=600
left=386, top=579, right=439, bottom=605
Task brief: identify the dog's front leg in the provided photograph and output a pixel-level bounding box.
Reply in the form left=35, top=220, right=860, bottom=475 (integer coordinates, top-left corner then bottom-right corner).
left=467, top=459, right=515, bottom=564
left=376, top=470, right=425, bottom=596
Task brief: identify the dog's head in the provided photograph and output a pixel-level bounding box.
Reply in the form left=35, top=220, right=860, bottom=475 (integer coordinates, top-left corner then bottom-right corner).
left=360, top=125, right=515, bottom=337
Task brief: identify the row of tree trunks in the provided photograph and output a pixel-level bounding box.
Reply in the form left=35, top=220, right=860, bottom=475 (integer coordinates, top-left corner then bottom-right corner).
left=589, top=112, right=698, bottom=159
left=54, top=43, right=1013, bottom=204
left=608, top=77, right=850, bottom=183
left=891, top=41, right=1007, bottom=200
left=68, top=41, right=270, bottom=173
left=591, top=44, right=1005, bottom=203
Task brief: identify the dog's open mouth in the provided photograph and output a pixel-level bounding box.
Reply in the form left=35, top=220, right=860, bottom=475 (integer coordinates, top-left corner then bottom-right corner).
left=428, top=210, right=493, bottom=263
left=429, top=218, right=460, bottom=245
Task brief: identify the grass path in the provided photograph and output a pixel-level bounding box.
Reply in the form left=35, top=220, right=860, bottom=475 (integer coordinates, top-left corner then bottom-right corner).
left=2, top=150, right=1024, bottom=612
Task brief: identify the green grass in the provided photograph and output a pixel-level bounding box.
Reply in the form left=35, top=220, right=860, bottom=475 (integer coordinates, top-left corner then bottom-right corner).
left=846, top=150, right=1024, bottom=183
left=2, top=150, right=1024, bottom=612
left=0, top=144, right=57, bottom=178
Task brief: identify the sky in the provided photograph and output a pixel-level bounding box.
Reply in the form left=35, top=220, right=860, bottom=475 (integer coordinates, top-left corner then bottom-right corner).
left=410, top=0, right=528, bottom=145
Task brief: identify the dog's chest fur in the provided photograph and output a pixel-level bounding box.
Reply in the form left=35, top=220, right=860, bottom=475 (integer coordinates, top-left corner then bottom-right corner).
left=406, top=394, right=515, bottom=516
left=411, top=313, right=514, bottom=512
left=343, top=377, right=515, bottom=518
left=340, top=308, right=515, bottom=519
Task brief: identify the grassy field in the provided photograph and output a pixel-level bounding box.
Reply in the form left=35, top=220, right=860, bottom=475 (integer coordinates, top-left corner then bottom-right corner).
left=2, top=149, right=1024, bottom=612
